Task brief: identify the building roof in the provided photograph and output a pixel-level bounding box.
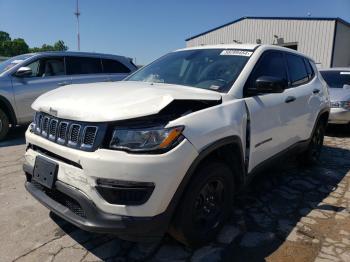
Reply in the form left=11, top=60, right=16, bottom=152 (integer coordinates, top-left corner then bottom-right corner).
left=185, top=16, right=350, bottom=41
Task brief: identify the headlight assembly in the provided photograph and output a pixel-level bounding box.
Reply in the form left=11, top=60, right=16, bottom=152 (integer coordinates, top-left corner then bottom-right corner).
left=109, top=126, right=184, bottom=152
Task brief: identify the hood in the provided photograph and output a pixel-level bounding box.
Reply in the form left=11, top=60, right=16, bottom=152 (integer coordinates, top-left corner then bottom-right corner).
left=32, top=81, right=222, bottom=122
left=328, top=87, right=350, bottom=102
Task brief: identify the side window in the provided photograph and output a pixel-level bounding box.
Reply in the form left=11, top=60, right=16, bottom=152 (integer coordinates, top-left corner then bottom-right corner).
left=247, top=51, right=287, bottom=90
left=42, top=58, right=65, bottom=76
left=102, top=59, right=131, bottom=73
left=286, top=54, right=309, bottom=86
left=25, top=57, right=65, bottom=77
left=66, top=57, right=102, bottom=75
left=26, top=60, right=41, bottom=77
left=304, top=58, right=315, bottom=79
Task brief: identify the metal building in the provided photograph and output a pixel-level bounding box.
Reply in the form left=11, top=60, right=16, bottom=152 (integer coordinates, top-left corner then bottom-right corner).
left=185, top=17, right=350, bottom=68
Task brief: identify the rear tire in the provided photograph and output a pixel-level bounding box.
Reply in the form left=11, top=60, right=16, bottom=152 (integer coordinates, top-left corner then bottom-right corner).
left=168, top=162, right=234, bottom=247
left=299, top=120, right=325, bottom=165
left=0, top=109, right=10, bottom=141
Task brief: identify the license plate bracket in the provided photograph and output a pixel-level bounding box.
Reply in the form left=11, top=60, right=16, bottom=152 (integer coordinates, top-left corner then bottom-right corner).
left=33, top=156, right=58, bottom=189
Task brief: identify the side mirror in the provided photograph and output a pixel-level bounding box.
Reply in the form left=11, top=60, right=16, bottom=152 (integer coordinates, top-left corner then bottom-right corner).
left=343, top=84, right=350, bottom=90
left=254, top=76, right=287, bottom=94
left=15, top=67, right=32, bottom=77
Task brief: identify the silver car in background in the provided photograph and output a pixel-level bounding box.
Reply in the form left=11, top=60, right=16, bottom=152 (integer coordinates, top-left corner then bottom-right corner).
left=0, top=51, right=137, bottom=140
left=320, top=68, right=350, bottom=125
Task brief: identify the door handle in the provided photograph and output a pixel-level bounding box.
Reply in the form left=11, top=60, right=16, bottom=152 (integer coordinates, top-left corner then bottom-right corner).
left=285, top=96, right=296, bottom=103
left=313, top=89, right=320, bottom=94
left=58, top=82, right=68, bottom=86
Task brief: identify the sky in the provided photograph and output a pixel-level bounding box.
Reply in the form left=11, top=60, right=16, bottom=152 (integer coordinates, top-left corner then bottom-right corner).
left=0, top=0, right=349, bottom=65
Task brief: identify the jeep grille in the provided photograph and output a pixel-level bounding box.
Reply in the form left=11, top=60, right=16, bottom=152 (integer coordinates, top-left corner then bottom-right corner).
left=33, top=112, right=104, bottom=151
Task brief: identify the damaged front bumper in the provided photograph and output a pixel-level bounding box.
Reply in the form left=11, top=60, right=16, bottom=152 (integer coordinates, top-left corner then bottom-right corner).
left=24, top=170, right=169, bottom=241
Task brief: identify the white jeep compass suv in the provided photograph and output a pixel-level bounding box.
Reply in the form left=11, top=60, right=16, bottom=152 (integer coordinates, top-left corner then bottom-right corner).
left=24, top=44, right=330, bottom=247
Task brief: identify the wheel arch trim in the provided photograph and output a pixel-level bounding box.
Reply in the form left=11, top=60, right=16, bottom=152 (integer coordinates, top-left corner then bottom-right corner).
left=163, top=135, right=245, bottom=227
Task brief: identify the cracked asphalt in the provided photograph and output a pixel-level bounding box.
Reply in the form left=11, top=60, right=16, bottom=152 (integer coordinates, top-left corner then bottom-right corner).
left=0, top=125, right=349, bottom=262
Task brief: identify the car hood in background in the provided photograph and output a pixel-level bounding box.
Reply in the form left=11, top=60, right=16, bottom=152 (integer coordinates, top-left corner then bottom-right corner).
left=328, top=88, right=350, bottom=102
left=32, top=81, right=222, bottom=122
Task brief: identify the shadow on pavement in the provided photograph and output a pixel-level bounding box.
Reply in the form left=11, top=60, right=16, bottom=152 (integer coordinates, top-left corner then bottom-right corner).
left=50, top=137, right=350, bottom=261
left=222, top=143, right=350, bottom=261
left=0, top=125, right=27, bottom=148
left=326, top=124, right=350, bottom=138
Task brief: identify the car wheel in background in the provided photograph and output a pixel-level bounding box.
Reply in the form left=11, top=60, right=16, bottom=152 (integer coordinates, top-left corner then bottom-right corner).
left=168, top=162, right=234, bottom=247
left=0, top=108, right=10, bottom=141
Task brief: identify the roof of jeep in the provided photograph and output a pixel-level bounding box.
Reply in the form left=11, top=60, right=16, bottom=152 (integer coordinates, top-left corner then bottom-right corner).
left=175, top=44, right=314, bottom=61
left=176, top=43, right=260, bottom=52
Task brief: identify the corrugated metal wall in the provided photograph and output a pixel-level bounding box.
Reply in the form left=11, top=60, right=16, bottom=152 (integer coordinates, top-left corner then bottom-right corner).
left=332, top=22, right=350, bottom=67
left=186, top=18, right=336, bottom=68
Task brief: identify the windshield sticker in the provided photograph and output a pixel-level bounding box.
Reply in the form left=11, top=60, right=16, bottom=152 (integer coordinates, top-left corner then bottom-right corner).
left=220, top=50, right=253, bottom=57
left=340, top=72, right=350, bottom=75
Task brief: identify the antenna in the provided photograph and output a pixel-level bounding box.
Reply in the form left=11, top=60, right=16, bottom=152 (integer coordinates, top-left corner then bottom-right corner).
left=74, top=0, right=81, bottom=51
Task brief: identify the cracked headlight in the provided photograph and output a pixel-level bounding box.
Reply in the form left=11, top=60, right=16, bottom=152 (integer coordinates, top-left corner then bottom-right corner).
left=109, top=126, right=184, bottom=152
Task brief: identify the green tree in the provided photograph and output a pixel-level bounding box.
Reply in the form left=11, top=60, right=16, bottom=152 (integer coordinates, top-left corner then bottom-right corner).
left=9, top=38, right=29, bottom=56
left=53, top=40, right=68, bottom=51
left=0, top=30, right=68, bottom=56
left=0, top=31, right=11, bottom=42
left=29, top=40, right=68, bottom=52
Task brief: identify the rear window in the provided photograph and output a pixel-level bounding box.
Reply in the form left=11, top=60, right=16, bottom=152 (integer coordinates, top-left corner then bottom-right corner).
left=102, top=58, right=130, bottom=73
left=320, top=71, right=350, bottom=88
left=286, top=54, right=309, bottom=86
left=66, top=57, right=102, bottom=75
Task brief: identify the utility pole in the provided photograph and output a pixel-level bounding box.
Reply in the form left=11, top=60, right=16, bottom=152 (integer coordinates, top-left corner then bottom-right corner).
left=74, top=0, right=81, bottom=51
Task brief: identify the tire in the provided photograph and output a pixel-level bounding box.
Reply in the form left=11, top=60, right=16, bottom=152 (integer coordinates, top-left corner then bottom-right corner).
left=0, top=108, right=10, bottom=141
left=299, top=120, right=325, bottom=165
left=168, top=162, right=234, bottom=247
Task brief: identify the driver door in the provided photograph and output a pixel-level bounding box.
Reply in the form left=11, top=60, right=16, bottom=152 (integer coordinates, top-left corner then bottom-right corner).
left=12, top=56, right=70, bottom=123
left=244, top=51, right=297, bottom=173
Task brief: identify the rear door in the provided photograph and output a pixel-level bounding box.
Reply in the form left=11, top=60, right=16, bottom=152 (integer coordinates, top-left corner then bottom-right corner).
left=243, top=51, right=297, bottom=173
left=12, top=56, right=70, bottom=123
left=101, top=58, right=132, bottom=81
left=284, top=54, right=319, bottom=141
left=67, top=56, right=110, bottom=84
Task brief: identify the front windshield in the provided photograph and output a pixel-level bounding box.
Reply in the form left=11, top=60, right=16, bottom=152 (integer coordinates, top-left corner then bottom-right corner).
left=320, top=70, right=350, bottom=88
left=0, top=54, right=33, bottom=74
left=126, top=49, right=252, bottom=92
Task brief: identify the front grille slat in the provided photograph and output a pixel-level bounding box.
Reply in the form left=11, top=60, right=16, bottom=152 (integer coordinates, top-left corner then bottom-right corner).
left=82, top=126, right=97, bottom=147
left=33, top=112, right=99, bottom=151
left=48, top=119, right=58, bottom=140
left=68, top=124, right=81, bottom=146
left=57, top=122, right=68, bottom=144
left=42, top=117, right=50, bottom=136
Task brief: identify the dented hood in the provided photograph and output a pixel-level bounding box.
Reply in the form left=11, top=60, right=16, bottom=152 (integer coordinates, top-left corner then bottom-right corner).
left=32, top=81, right=222, bottom=122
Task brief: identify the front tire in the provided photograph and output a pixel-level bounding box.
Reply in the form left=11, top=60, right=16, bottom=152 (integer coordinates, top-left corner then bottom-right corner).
left=0, top=109, right=10, bottom=141
left=299, top=120, right=325, bottom=165
left=169, top=162, right=234, bottom=247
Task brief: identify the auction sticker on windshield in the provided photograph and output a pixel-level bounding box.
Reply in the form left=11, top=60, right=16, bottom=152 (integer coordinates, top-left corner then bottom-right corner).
left=220, top=50, right=253, bottom=56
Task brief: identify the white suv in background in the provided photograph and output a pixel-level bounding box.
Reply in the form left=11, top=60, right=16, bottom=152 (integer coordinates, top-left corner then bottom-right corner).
left=23, top=44, right=330, bottom=247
